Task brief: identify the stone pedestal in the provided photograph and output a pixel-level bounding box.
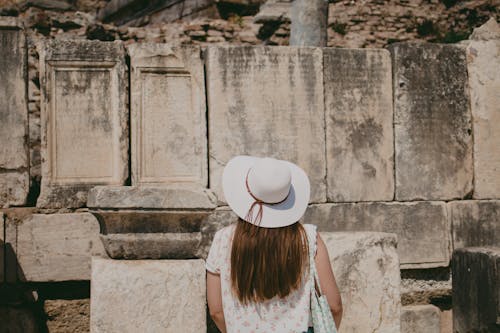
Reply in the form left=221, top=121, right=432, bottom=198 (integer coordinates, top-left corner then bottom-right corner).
left=452, top=247, right=500, bottom=332
left=90, top=257, right=206, bottom=333
left=321, top=231, right=401, bottom=333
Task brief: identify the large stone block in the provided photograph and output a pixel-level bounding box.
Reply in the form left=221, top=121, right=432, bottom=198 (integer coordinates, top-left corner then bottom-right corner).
left=449, top=200, right=500, bottom=249
left=206, top=46, right=326, bottom=203
left=324, top=48, right=394, bottom=202
left=401, top=305, right=441, bottom=333
left=0, top=18, right=29, bottom=207
left=322, top=232, right=401, bottom=333
left=389, top=42, right=473, bottom=201
left=13, top=213, right=106, bottom=281
left=37, top=40, right=128, bottom=208
left=128, top=44, right=207, bottom=187
left=304, top=201, right=451, bottom=268
left=452, top=247, right=500, bottom=332
left=91, top=257, right=206, bottom=333
left=466, top=39, right=500, bottom=198
left=87, top=186, right=217, bottom=209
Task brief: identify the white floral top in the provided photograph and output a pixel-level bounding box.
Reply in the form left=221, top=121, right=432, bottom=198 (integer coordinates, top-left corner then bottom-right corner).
left=206, top=223, right=317, bottom=333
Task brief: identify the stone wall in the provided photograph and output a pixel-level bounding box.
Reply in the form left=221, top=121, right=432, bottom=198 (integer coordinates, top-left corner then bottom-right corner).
left=0, top=15, right=499, bottom=333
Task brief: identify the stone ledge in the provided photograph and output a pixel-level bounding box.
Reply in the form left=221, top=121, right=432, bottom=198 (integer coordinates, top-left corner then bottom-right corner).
left=87, top=185, right=217, bottom=209
left=100, top=232, right=202, bottom=259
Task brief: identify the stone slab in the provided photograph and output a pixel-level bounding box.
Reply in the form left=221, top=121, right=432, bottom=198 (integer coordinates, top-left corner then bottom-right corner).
left=198, top=207, right=238, bottom=259
left=324, top=48, right=394, bottom=202
left=128, top=44, right=207, bottom=187
left=87, top=185, right=217, bottom=209
left=466, top=40, right=500, bottom=198
left=100, top=232, right=202, bottom=259
left=91, top=257, right=206, bottom=333
left=401, top=305, right=441, bottom=333
left=254, top=0, right=291, bottom=23
left=449, top=200, right=500, bottom=249
left=389, top=42, right=473, bottom=201
left=0, top=19, right=29, bottom=207
left=90, top=209, right=210, bottom=234
left=321, top=232, right=401, bottom=333
left=303, top=201, right=451, bottom=268
left=14, top=213, right=106, bottom=281
left=206, top=45, right=326, bottom=203
left=452, top=247, right=500, bottom=332
left=37, top=39, right=128, bottom=208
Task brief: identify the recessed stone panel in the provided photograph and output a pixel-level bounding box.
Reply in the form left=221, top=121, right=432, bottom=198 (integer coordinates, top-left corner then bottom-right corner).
left=128, top=44, right=207, bottom=186
left=206, top=46, right=326, bottom=203
left=324, top=48, right=394, bottom=202
left=303, top=201, right=451, bottom=268
left=389, top=42, right=473, bottom=201
left=37, top=40, right=128, bottom=208
left=401, top=305, right=441, bottom=333
left=0, top=18, right=29, bottom=207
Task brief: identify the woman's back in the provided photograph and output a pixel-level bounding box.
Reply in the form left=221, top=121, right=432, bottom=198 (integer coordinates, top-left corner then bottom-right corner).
left=206, top=223, right=319, bottom=333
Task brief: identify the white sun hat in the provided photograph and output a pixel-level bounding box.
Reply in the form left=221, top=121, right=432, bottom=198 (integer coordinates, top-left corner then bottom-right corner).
left=222, top=155, right=311, bottom=228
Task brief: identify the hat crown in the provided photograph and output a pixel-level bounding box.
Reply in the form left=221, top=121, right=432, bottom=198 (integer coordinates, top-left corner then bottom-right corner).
left=247, top=157, right=291, bottom=203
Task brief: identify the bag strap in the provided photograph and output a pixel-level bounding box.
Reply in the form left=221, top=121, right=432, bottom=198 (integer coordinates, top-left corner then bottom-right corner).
left=307, top=225, right=324, bottom=298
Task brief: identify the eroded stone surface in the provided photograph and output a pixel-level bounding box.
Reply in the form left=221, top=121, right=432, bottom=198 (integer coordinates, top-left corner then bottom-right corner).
left=206, top=45, right=326, bottom=203
left=87, top=185, right=217, bottom=209
left=401, top=305, right=441, bottom=333
left=452, top=247, right=500, bottom=333
left=14, top=213, right=106, bottom=281
left=389, top=42, right=473, bottom=200
left=324, top=48, right=394, bottom=202
left=466, top=39, right=500, bottom=198
left=91, top=257, right=206, bottom=332
left=37, top=39, right=128, bottom=208
left=304, top=201, right=450, bottom=268
left=197, top=207, right=238, bottom=259
left=321, top=232, right=401, bottom=333
left=0, top=19, right=29, bottom=207
left=128, top=44, right=207, bottom=187
left=449, top=200, right=500, bottom=249
left=45, top=299, right=90, bottom=333
left=100, top=232, right=202, bottom=259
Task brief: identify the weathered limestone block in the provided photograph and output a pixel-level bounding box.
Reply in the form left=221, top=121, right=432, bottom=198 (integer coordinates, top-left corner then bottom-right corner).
left=206, top=46, right=326, bottom=203
left=324, top=48, right=394, bottom=202
left=90, top=210, right=210, bottom=234
left=87, top=185, right=217, bottom=209
left=401, top=305, right=441, bottom=333
left=37, top=40, right=128, bottom=208
left=322, top=232, right=401, bottom=333
left=452, top=247, right=500, bottom=332
left=290, top=0, right=328, bottom=46
left=304, top=201, right=450, bottom=268
left=198, top=207, right=238, bottom=259
left=254, top=0, right=291, bottom=23
left=100, top=232, right=202, bottom=259
left=0, top=18, right=29, bottom=207
left=45, top=299, right=90, bottom=333
left=389, top=42, right=473, bottom=200
left=91, top=257, right=206, bottom=333
left=466, top=38, right=500, bottom=198
left=13, top=213, right=106, bottom=281
left=449, top=200, right=500, bottom=249
left=128, top=44, right=207, bottom=187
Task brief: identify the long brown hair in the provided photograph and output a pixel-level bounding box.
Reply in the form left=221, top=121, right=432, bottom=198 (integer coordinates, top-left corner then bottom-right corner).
left=230, top=218, right=309, bottom=304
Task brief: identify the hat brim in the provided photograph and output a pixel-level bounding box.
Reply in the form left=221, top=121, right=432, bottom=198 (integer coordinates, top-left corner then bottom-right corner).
left=222, top=155, right=311, bottom=228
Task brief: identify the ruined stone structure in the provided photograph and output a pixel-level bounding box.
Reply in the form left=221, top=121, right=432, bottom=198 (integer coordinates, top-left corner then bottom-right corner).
left=0, top=12, right=499, bottom=333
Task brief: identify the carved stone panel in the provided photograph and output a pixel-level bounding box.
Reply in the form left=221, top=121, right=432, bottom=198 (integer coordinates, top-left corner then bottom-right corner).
left=37, top=40, right=128, bottom=208
left=128, top=44, right=207, bottom=187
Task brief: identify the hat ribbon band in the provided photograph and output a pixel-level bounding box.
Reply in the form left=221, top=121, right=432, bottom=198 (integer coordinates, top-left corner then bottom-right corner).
left=244, top=169, right=290, bottom=226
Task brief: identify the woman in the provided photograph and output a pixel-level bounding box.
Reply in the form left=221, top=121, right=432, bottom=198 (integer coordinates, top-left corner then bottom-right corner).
left=206, top=156, right=343, bottom=333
